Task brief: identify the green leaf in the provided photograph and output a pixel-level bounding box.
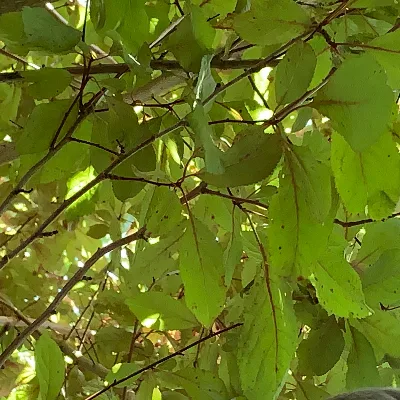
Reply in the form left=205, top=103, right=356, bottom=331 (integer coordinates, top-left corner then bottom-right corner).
left=195, top=55, right=216, bottom=104
left=200, top=128, right=282, bottom=188
left=168, top=8, right=215, bottom=71
left=126, top=291, right=198, bottom=330
left=346, top=326, right=381, bottom=390
left=356, top=219, right=400, bottom=265
left=233, top=0, right=311, bottom=46
left=106, top=363, right=140, bottom=389
left=238, top=276, right=297, bottom=400
left=351, top=311, right=400, bottom=359
left=188, top=104, right=225, bottom=175
left=297, top=317, right=345, bottom=376
left=268, top=144, right=333, bottom=276
left=314, top=54, right=393, bottom=152
left=16, top=99, right=77, bottom=155
left=362, top=249, right=400, bottom=308
left=87, top=224, right=109, bottom=239
left=353, top=0, right=396, bottom=6
left=159, top=369, right=228, bottom=400
left=179, top=218, right=226, bottom=326
left=331, top=131, right=400, bottom=220
left=366, top=30, right=400, bottom=89
left=310, top=233, right=369, bottom=318
left=117, top=0, right=150, bottom=53
left=22, top=7, right=81, bottom=53
left=275, top=41, right=316, bottom=106
left=122, top=225, right=185, bottom=289
left=296, top=381, right=330, bottom=400
left=145, top=187, right=183, bottom=237
left=22, top=68, right=72, bottom=100
left=224, top=209, right=243, bottom=287
left=35, top=333, right=65, bottom=400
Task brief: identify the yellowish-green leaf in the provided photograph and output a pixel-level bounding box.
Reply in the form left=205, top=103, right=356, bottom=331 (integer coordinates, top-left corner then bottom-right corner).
left=179, top=219, right=226, bottom=326
left=233, top=0, right=311, bottom=46
left=238, top=276, right=297, bottom=400
left=275, top=41, right=317, bottom=106
left=35, top=333, right=65, bottom=400
left=331, top=132, right=400, bottom=220
left=126, top=291, right=198, bottom=330
left=314, top=54, right=393, bottom=152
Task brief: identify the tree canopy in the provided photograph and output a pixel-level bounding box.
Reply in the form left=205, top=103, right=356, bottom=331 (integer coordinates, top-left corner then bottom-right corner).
left=1, top=0, right=400, bottom=399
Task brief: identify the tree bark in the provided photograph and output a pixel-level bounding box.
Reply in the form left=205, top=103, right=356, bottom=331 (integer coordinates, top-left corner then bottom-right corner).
left=0, top=0, right=58, bottom=14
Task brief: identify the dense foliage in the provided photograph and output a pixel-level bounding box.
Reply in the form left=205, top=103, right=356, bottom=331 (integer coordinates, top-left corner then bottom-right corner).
left=2, top=0, right=400, bottom=399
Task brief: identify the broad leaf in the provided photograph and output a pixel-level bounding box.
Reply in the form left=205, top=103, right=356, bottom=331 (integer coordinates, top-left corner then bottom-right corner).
left=311, top=233, right=369, bottom=318
left=331, top=132, right=400, bottom=220
left=356, top=219, right=400, bottom=265
left=346, top=326, right=381, bottom=390
left=233, top=0, right=311, bottom=46
left=159, top=369, right=228, bottom=400
left=200, top=127, right=282, bottom=187
left=238, top=276, right=297, bottom=400
left=297, top=317, right=345, bottom=376
left=17, top=99, right=77, bottom=155
left=275, top=41, right=317, bottom=106
left=126, top=291, right=198, bottom=330
left=362, top=249, right=400, bottom=308
left=35, top=333, right=65, bottom=400
left=22, top=68, right=72, bottom=100
left=351, top=311, right=400, bottom=359
left=367, top=30, right=400, bottom=89
left=314, top=54, right=393, bottom=152
left=268, top=144, right=333, bottom=276
left=22, top=7, right=81, bottom=53
left=188, top=104, right=225, bottom=175
left=179, top=218, right=226, bottom=326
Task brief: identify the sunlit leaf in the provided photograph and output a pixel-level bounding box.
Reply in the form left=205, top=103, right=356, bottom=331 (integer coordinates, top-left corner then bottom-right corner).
left=314, top=54, right=393, bottom=152
left=238, top=276, right=297, bottom=399
left=233, top=0, right=311, bottom=46
left=275, top=41, right=316, bottom=106
left=179, top=218, right=226, bottom=326
left=126, top=291, right=198, bottom=330
left=35, top=333, right=65, bottom=400
left=331, top=131, right=400, bottom=219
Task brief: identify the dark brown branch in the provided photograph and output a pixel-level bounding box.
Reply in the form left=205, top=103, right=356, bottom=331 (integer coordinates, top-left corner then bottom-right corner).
left=85, top=322, right=243, bottom=400
left=0, top=120, right=186, bottom=270
left=104, top=173, right=176, bottom=187
left=334, top=211, right=400, bottom=228
left=0, top=227, right=147, bottom=369
left=208, top=118, right=265, bottom=125
left=68, top=138, right=119, bottom=156
left=0, top=59, right=280, bottom=83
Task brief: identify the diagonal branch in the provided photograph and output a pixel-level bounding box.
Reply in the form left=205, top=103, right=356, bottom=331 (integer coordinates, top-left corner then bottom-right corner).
left=0, top=120, right=186, bottom=270
left=85, top=322, right=243, bottom=400
left=0, top=227, right=147, bottom=369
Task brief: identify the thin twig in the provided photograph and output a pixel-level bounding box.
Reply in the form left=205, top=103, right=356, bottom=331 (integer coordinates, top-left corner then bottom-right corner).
left=68, top=138, right=119, bottom=156
left=85, top=323, right=243, bottom=400
left=0, top=227, right=147, bottom=368
left=0, top=121, right=186, bottom=270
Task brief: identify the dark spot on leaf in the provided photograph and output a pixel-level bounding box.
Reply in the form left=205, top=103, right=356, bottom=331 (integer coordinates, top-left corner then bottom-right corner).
left=281, top=225, right=285, bottom=229
left=278, top=246, right=282, bottom=250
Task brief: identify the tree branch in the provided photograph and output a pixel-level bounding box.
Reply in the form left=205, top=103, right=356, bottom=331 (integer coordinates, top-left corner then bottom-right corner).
left=0, top=120, right=186, bottom=270
left=0, top=227, right=147, bottom=369
left=85, top=322, right=243, bottom=400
